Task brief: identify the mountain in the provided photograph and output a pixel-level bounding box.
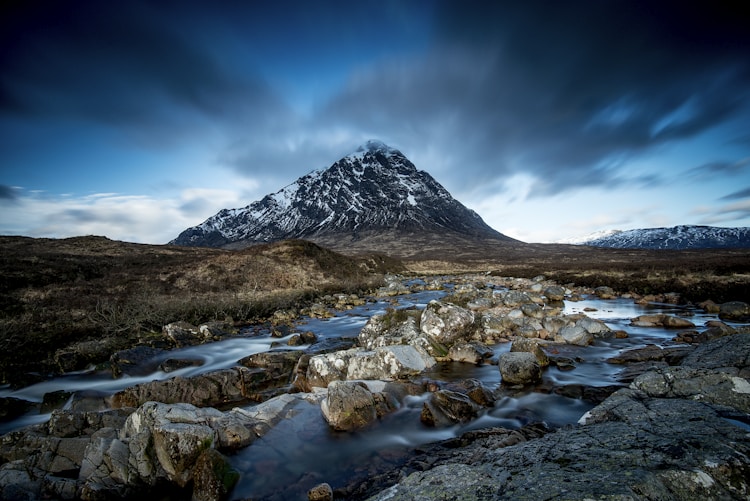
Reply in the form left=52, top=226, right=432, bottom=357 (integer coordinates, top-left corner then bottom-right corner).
left=556, top=229, right=623, bottom=245
left=170, top=140, right=516, bottom=252
left=575, top=225, right=750, bottom=250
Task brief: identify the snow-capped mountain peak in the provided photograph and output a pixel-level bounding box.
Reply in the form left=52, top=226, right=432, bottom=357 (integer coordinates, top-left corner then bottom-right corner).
left=170, top=141, right=514, bottom=248
left=568, top=225, right=750, bottom=249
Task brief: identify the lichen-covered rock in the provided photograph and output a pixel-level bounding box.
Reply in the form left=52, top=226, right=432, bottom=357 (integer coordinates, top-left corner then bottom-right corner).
left=543, top=285, right=566, bottom=302
left=308, top=482, right=333, bottom=501
left=321, top=381, right=381, bottom=431
left=719, top=301, right=750, bottom=320
left=447, top=342, right=493, bottom=364
left=498, top=352, right=542, bottom=385
left=420, top=301, right=475, bottom=345
left=191, top=448, right=239, bottom=501
left=368, top=390, right=750, bottom=501
left=163, top=321, right=206, bottom=347
left=306, top=346, right=436, bottom=388
left=510, top=338, right=550, bottom=367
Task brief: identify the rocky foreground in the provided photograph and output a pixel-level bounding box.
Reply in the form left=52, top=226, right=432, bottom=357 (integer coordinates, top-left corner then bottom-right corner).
left=1, top=275, right=749, bottom=500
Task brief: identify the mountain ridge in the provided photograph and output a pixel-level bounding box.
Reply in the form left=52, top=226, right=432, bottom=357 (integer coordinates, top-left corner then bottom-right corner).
left=572, top=225, right=750, bottom=249
left=171, top=140, right=516, bottom=251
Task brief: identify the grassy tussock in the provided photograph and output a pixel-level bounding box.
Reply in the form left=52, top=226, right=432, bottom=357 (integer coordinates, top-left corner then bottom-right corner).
left=0, top=236, right=389, bottom=382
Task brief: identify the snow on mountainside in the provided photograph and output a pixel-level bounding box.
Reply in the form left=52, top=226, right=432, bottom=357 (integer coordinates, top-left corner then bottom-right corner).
left=574, top=225, right=750, bottom=249
left=170, top=140, right=513, bottom=248
left=556, top=229, right=623, bottom=245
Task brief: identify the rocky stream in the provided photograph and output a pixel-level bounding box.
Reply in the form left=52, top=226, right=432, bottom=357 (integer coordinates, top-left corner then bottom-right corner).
left=1, top=275, right=749, bottom=500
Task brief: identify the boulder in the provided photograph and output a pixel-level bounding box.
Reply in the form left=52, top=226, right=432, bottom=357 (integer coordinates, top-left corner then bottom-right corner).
left=630, top=314, right=695, bottom=329
left=680, top=333, right=750, bottom=373
left=498, top=352, right=542, bottom=385
left=447, top=342, right=493, bottom=364
left=556, top=324, right=592, bottom=346
left=719, top=301, right=750, bottom=320
left=191, top=448, right=239, bottom=501
left=500, top=290, right=533, bottom=307
left=163, top=321, right=206, bottom=347
left=420, top=301, right=475, bottom=345
left=306, top=346, right=436, bottom=388
left=421, top=390, right=482, bottom=427
left=111, top=364, right=296, bottom=409
left=543, top=285, right=566, bottom=302
left=606, top=344, right=693, bottom=365
left=368, top=389, right=750, bottom=501
left=510, top=338, right=550, bottom=367
left=110, top=346, right=166, bottom=378
left=321, top=381, right=381, bottom=431
left=593, top=286, right=616, bottom=299
left=308, top=482, right=333, bottom=501
left=631, top=367, right=750, bottom=412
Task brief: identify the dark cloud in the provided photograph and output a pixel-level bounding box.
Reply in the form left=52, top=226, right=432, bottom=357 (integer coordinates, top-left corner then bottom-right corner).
left=0, top=1, right=291, bottom=145
left=0, top=184, right=18, bottom=202
left=322, top=0, right=750, bottom=196
left=720, top=187, right=750, bottom=201
left=689, top=158, right=750, bottom=179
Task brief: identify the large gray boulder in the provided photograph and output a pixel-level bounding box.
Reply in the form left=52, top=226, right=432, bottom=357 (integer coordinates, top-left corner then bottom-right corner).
left=420, top=300, right=475, bottom=346
left=306, top=346, right=436, bottom=388
left=498, top=352, right=542, bottom=385
left=368, top=390, right=750, bottom=500
left=321, top=381, right=383, bottom=431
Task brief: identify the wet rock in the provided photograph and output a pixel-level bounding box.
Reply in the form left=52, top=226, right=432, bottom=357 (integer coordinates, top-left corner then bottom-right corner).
left=593, top=285, right=616, bottom=299
left=719, top=301, right=750, bottom=320
left=238, top=350, right=304, bottom=382
left=420, top=300, right=475, bottom=346
left=306, top=346, right=436, bottom=388
left=111, top=367, right=271, bottom=408
left=41, top=391, right=71, bottom=413
left=554, top=315, right=611, bottom=346
left=308, top=482, right=333, bottom=501
left=370, top=389, right=750, bottom=501
left=631, top=367, right=750, bottom=412
left=615, top=361, right=669, bottom=383
left=110, top=346, right=166, bottom=377
left=358, top=309, right=441, bottom=356
left=447, top=342, right=493, bottom=364
left=680, top=332, right=750, bottom=373
left=321, top=381, right=381, bottom=431
left=53, top=338, right=122, bottom=374
left=192, top=448, right=240, bottom=501
left=498, top=352, right=541, bottom=385
left=510, top=338, right=550, bottom=367
left=500, top=290, right=534, bottom=307
left=163, top=321, right=205, bottom=347
left=606, top=344, right=693, bottom=365
left=630, top=314, right=696, bottom=329
left=543, top=285, right=566, bottom=302
left=699, top=299, right=721, bottom=314
left=199, top=321, right=237, bottom=340
left=556, top=323, right=592, bottom=346
left=159, top=358, right=203, bottom=373
left=0, top=397, right=34, bottom=422
left=421, top=390, right=482, bottom=427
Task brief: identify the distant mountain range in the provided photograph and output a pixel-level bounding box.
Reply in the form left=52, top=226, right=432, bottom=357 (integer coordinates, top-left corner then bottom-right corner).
left=171, top=140, right=516, bottom=251
left=565, top=225, right=750, bottom=250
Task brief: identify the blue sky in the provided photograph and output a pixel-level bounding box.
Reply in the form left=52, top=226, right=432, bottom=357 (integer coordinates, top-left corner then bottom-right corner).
left=2, top=0, right=749, bottom=243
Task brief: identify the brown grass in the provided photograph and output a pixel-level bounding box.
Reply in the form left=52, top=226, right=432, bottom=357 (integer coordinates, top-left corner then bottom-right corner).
left=0, top=236, right=392, bottom=384
left=2, top=233, right=749, bottom=386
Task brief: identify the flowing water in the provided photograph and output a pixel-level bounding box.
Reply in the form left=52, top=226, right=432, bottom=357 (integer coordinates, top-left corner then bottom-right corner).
left=0, top=286, right=743, bottom=500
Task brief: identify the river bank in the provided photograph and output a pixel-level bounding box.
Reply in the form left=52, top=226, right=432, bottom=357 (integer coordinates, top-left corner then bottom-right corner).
left=1, top=273, right=749, bottom=500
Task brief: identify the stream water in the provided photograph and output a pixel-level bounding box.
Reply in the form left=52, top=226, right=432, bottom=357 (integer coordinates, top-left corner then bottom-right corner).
left=0, top=286, right=742, bottom=500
